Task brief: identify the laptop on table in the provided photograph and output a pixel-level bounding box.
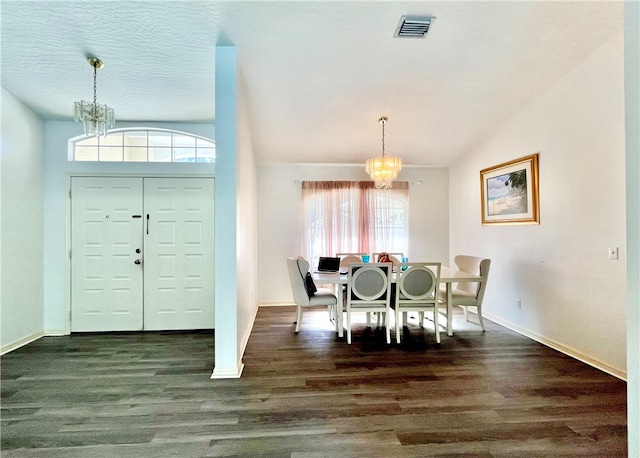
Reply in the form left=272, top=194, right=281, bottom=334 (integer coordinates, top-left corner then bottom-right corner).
left=315, top=256, right=341, bottom=273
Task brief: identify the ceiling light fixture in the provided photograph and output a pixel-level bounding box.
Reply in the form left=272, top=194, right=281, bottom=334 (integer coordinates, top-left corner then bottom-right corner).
left=365, top=117, right=402, bottom=189
left=74, top=57, right=115, bottom=137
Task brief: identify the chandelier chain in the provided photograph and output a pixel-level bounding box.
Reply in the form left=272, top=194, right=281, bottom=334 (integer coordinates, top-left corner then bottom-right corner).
left=381, top=120, right=385, bottom=157
left=92, top=63, right=98, bottom=120
left=93, top=63, right=98, bottom=108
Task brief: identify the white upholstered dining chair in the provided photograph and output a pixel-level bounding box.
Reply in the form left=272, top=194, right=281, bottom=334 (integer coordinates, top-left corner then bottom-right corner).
left=373, top=252, right=403, bottom=269
left=393, top=262, right=442, bottom=344
left=338, top=254, right=363, bottom=271
left=336, top=252, right=368, bottom=258
left=439, top=255, right=491, bottom=331
left=286, top=256, right=338, bottom=333
left=345, top=263, right=393, bottom=345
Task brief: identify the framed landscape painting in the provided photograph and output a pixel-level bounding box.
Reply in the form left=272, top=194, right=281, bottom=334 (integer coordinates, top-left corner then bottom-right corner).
left=480, top=153, right=539, bottom=225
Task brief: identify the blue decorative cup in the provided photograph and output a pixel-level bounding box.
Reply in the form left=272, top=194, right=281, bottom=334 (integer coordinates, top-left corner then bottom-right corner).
left=362, top=255, right=370, bottom=263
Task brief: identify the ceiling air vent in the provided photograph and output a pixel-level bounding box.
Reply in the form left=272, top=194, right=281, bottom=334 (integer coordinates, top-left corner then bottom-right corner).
left=394, top=16, right=435, bottom=38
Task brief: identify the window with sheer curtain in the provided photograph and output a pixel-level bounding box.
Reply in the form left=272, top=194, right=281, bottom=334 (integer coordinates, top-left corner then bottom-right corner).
left=301, top=181, right=409, bottom=266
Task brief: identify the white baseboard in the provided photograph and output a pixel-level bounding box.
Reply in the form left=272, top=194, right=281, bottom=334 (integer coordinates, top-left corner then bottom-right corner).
left=484, top=312, right=626, bottom=381
left=258, top=301, right=295, bottom=307
left=238, top=303, right=259, bottom=364
left=211, top=363, right=244, bottom=379
left=1, top=330, right=45, bottom=355
left=210, top=302, right=260, bottom=380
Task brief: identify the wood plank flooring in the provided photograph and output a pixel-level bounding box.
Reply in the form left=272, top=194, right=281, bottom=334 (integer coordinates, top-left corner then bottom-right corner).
left=1, top=307, right=627, bottom=457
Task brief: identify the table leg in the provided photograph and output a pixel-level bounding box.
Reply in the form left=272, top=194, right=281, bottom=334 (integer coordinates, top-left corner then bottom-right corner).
left=447, top=283, right=453, bottom=336
left=334, top=284, right=344, bottom=338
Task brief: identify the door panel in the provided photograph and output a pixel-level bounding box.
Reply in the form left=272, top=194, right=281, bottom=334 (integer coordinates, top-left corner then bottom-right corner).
left=71, top=177, right=144, bottom=331
left=143, top=178, right=215, bottom=330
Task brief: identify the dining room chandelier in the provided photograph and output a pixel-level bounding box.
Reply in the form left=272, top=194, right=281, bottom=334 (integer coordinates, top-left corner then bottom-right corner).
left=73, top=57, right=115, bottom=137
left=365, top=116, right=402, bottom=189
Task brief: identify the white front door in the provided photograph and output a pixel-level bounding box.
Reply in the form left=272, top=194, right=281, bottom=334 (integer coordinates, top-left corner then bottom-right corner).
left=70, top=177, right=214, bottom=332
left=71, top=177, right=144, bottom=331
left=143, top=178, right=215, bottom=330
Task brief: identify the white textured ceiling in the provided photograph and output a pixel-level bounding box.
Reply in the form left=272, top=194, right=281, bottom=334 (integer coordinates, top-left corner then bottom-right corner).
left=1, top=1, right=623, bottom=166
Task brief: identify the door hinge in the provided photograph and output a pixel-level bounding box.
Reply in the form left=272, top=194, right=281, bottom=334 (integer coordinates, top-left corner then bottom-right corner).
left=69, top=249, right=71, bottom=260
left=69, top=189, right=71, bottom=198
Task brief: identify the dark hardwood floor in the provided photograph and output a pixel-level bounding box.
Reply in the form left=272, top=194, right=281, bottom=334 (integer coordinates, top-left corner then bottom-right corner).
left=1, top=307, right=627, bottom=457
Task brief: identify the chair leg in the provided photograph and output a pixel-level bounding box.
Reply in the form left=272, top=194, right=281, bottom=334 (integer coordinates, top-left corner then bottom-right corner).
left=418, top=311, right=424, bottom=327
left=395, top=308, right=402, bottom=344
left=346, top=309, right=352, bottom=344
left=385, top=311, right=391, bottom=344
left=295, top=306, right=303, bottom=333
left=477, top=305, right=485, bottom=332
left=463, top=305, right=469, bottom=322
left=366, top=312, right=371, bottom=328
left=331, top=304, right=338, bottom=332
left=434, top=306, right=441, bottom=344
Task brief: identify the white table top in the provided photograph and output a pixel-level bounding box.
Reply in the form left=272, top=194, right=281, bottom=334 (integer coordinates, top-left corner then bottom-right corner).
left=312, top=266, right=480, bottom=284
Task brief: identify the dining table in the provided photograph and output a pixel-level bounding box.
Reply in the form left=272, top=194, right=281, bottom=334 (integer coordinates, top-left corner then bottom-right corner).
left=313, top=266, right=481, bottom=338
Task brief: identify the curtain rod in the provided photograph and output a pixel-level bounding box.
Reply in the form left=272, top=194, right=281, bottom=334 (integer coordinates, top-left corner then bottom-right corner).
left=295, top=180, right=422, bottom=185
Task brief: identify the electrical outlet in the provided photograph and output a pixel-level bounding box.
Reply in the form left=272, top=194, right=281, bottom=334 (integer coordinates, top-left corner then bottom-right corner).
left=609, top=247, right=619, bottom=260
left=516, top=299, right=521, bottom=309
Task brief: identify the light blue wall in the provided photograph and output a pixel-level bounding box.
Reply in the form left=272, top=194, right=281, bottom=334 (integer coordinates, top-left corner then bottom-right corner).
left=1, top=89, right=45, bottom=350
left=42, top=120, right=215, bottom=333
left=212, top=45, right=242, bottom=377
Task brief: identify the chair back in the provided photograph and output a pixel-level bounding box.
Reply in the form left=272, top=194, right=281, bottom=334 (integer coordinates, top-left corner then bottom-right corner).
left=339, top=254, right=362, bottom=270
left=347, top=263, right=391, bottom=305
left=397, top=262, right=441, bottom=303
left=373, top=252, right=404, bottom=258
left=287, top=256, right=311, bottom=306
left=374, top=252, right=402, bottom=268
left=454, top=255, right=491, bottom=300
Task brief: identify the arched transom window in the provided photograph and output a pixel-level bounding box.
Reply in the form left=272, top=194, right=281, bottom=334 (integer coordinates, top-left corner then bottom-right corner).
left=69, top=128, right=215, bottom=163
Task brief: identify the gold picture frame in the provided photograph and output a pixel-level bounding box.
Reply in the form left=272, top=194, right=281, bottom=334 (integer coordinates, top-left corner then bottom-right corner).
left=480, top=153, right=539, bottom=225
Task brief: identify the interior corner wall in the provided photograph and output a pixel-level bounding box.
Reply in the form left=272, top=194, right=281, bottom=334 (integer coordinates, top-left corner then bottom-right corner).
left=235, top=71, right=258, bottom=358
left=449, top=32, right=627, bottom=377
left=256, top=164, right=449, bottom=304
left=1, top=88, right=45, bottom=351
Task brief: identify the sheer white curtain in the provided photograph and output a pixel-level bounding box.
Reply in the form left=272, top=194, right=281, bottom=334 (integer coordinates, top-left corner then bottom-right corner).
left=301, top=181, right=408, bottom=267
left=364, top=184, right=409, bottom=256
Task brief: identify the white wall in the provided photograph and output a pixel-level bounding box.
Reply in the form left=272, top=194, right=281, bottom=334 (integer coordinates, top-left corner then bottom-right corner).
left=257, top=164, right=449, bottom=304
left=236, top=69, right=259, bottom=361
left=1, top=89, right=45, bottom=351
left=449, top=33, right=627, bottom=377
left=42, top=121, right=215, bottom=334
